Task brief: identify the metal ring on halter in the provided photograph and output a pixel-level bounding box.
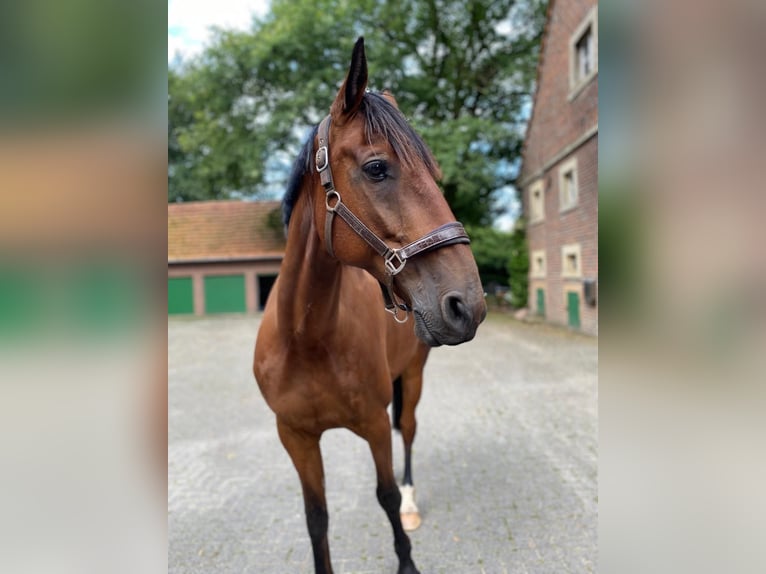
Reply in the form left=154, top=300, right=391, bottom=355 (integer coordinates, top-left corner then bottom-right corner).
left=382, top=278, right=410, bottom=323
left=386, top=303, right=409, bottom=324
left=325, top=190, right=341, bottom=212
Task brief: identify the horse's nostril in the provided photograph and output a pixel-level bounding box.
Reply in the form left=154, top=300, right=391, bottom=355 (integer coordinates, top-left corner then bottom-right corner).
left=449, top=296, right=465, bottom=319
left=443, top=292, right=469, bottom=326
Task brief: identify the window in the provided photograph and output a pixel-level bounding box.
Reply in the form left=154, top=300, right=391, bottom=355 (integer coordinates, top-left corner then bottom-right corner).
left=561, top=244, right=582, bottom=279
left=569, top=7, right=598, bottom=97
left=558, top=157, right=578, bottom=211
left=565, top=252, right=578, bottom=274
left=528, top=179, right=545, bottom=223
left=531, top=249, right=546, bottom=278
left=576, top=25, right=594, bottom=79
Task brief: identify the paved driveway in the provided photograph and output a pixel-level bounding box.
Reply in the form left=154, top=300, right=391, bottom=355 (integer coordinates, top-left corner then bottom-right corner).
left=169, top=313, right=597, bottom=573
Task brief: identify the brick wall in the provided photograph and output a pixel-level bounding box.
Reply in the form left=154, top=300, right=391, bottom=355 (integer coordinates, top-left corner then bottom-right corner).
left=522, top=0, right=598, bottom=179
left=526, top=138, right=598, bottom=334
left=521, top=0, right=598, bottom=335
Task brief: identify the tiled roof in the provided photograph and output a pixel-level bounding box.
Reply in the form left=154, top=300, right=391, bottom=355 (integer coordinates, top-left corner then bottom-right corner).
left=168, top=200, right=285, bottom=263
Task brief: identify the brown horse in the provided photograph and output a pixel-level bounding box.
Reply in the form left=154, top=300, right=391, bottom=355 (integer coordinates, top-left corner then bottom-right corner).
left=253, top=37, right=486, bottom=574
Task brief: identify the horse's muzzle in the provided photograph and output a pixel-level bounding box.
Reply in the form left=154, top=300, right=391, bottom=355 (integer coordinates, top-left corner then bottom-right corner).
left=412, top=290, right=486, bottom=347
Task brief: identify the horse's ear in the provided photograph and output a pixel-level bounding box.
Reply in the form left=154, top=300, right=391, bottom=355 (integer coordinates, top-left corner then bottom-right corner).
left=332, top=37, right=368, bottom=121
left=381, top=89, right=399, bottom=109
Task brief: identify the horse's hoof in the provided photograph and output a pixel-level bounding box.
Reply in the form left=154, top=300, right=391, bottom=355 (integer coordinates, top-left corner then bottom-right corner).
left=400, top=511, right=422, bottom=531
left=399, top=484, right=421, bottom=531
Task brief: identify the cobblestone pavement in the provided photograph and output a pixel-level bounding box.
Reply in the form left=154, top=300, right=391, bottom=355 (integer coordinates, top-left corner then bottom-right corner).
left=169, top=313, right=597, bottom=574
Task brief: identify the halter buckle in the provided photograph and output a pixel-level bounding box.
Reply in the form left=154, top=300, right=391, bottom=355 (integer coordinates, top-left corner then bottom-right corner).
left=384, top=250, right=406, bottom=275
left=316, top=146, right=329, bottom=172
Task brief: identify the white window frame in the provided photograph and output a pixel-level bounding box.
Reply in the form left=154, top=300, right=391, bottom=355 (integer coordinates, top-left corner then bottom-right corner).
left=531, top=249, right=547, bottom=279
left=561, top=243, right=582, bottom=279
left=569, top=6, right=598, bottom=99
left=528, top=179, right=545, bottom=224
left=558, top=157, right=579, bottom=212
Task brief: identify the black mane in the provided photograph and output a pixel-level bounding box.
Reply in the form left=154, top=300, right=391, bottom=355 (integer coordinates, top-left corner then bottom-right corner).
left=281, top=92, right=438, bottom=227
left=281, top=124, right=318, bottom=228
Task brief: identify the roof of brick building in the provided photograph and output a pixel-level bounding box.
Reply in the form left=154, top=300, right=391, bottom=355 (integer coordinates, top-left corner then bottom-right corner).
left=168, top=200, right=285, bottom=263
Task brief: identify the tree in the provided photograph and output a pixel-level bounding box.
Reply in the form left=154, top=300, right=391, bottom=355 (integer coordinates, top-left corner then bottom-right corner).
left=466, top=225, right=516, bottom=288
left=507, top=225, right=529, bottom=308
left=168, top=0, right=548, bottom=226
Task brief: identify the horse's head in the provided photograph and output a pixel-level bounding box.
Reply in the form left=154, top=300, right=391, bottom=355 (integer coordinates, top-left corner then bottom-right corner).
left=311, top=37, right=486, bottom=346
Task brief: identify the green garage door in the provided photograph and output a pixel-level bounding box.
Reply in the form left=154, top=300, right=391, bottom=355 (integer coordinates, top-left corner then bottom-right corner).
left=536, top=288, right=545, bottom=317
left=567, top=291, right=581, bottom=329
left=204, top=275, right=246, bottom=313
left=168, top=277, right=194, bottom=315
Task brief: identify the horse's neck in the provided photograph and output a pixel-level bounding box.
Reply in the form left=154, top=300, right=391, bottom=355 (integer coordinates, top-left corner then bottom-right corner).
left=277, top=192, right=343, bottom=341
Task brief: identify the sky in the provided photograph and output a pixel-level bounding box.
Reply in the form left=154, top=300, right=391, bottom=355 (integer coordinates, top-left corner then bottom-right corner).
left=168, top=0, right=270, bottom=63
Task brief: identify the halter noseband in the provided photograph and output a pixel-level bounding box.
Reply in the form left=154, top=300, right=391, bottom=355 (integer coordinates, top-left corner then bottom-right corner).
left=315, top=115, right=471, bottom=323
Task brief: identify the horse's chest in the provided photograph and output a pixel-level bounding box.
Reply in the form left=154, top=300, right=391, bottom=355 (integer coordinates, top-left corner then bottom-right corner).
left=265, top=349, right=389, bottom=431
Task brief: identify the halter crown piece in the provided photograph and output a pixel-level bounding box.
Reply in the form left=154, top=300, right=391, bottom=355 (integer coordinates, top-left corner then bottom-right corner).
left=315, top=115, right=471, bottom=323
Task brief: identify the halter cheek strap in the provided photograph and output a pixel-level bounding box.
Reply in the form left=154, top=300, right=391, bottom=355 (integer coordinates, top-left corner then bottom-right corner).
left=315, top=115, right=471, bottom=322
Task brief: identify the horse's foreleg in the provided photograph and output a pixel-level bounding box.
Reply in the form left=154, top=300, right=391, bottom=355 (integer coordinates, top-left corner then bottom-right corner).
left=366, top=412, right=420, bottom=574
left=277, top=420, right=333, bottom=574
left=397, top=349, right=426, bottom=531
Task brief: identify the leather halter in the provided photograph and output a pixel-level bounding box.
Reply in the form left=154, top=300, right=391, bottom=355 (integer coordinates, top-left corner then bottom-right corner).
left=315, top=114, right=471, bottom=322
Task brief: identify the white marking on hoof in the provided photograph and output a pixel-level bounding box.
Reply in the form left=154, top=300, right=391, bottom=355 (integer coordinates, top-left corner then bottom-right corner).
left=400, top=485, right=418, bottom=513
left=399, top=485, right=421, bottom=531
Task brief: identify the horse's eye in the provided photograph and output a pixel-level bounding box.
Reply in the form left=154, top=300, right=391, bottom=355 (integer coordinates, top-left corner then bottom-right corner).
left=363, top=160, right=388, bottom=182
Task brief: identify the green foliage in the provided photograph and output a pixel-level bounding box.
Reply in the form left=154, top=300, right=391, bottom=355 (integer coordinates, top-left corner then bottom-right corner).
left=265, top=205, right=285, bottom=234
left=463, top=223, right=528, bottom=307
left=599, top=178, right=644, bottom=320
left=1, top=0, right=162, bottom=125
left=168, top=0, right=548, bottom=225
left=465, top=225, right=514, bottom=287
left=507, top=226, right=529, bottom=308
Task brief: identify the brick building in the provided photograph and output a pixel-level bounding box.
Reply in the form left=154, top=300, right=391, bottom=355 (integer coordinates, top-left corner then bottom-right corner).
left=519, top=0, right=598, bottom=334
left=168, top=200, right=285, bottom=315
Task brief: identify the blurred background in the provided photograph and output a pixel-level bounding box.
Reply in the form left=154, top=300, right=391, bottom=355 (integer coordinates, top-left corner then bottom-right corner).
left=0, top=0, right=166, bottom=573
left=1, top=0, right=765, bottom=571
left=599, top=1, right=766, bottom=572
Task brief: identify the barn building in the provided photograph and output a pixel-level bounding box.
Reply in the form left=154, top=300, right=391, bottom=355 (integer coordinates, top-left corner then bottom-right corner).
left=167, top=200, right=285, bottom=315
left=519, top=0, right=598, bottom=334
